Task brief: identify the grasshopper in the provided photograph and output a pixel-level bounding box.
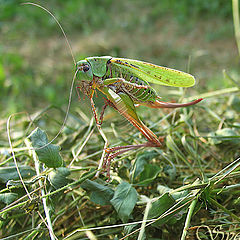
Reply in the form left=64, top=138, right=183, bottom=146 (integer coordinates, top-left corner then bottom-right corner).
left=22, top=3, right=202, bottom=179
left=76, top=56, right=202, bottom=177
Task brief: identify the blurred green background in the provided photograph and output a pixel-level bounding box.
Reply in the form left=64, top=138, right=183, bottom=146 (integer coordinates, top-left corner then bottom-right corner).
left=0, top=0, right=238, bottom=116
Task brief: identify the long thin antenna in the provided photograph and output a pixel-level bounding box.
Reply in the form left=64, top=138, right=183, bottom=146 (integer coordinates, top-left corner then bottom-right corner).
left=28, top=68, right=79, bottom=150
left=20, top=2, right=79, bottom=150
left=21, top=2, right=76, bottom=66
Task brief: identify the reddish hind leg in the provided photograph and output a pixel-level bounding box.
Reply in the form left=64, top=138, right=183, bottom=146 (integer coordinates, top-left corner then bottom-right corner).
left=102, top=138, right=164, bottom=180
left=99, top=92, right=164, bottom=180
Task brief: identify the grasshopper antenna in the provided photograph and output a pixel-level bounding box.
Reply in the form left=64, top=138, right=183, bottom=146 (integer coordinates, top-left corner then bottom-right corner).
left=20, top=3, right=78, bottom=150
left=22, top=2, right=76, bottom=66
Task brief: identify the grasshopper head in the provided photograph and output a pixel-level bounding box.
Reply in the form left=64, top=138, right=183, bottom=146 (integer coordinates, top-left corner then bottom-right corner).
left=76, top=60, right=93, bottom=81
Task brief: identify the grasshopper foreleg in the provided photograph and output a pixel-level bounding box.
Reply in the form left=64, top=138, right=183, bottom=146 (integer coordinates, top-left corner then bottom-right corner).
left=90, top=97, right=102, bottom=126
left=99, top=98, right=110, bottom=125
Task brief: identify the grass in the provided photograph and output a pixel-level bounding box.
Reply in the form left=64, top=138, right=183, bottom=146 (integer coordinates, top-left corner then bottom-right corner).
left=0, top=1, right=240, bottom=239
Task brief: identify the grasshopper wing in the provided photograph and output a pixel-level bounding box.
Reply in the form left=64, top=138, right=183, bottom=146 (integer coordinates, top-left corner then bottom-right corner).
left=110, top=58, right=195, bottom=87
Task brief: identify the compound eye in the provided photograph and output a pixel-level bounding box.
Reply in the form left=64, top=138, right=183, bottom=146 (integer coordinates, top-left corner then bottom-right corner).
left=83, top=65, right=90, bottom=72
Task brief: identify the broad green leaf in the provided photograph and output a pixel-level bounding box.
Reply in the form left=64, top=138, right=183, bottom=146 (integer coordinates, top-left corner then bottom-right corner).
left=148, top=193, right=176, bottom=226
left=131, top=155, right=147, bottom=181
left=81, top=179, right=114, bottom=205
left=137, top=164, right=161, bottom=186
left=48, top=167, right=72, bottom=189
left=157, top=185, right=188, bottom=200
left=110, top=182, right=138, bottom=222
left=29, top=128, right=63, bottom=168
left=0, top=165, right=36, bottom=183
left=0, top=193, right=18, bottom=204
left=131, top=151, right=158, bottom=181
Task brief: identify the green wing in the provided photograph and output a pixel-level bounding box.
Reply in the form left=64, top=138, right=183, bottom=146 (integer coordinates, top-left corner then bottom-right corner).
left=110, top=58, right=195, bottom=87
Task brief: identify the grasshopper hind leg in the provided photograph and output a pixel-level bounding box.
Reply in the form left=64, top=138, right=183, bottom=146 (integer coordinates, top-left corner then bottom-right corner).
left=100, top=91, right=164, bottom=180
left=98, top=89, right=163, bottom=180
left=102, top=141, right=163, bottom=180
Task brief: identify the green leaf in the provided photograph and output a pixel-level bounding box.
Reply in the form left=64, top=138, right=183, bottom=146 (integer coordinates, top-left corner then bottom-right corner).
left=137, top=164, right=161, bottom=186
left=29, top=128, right=63, bottom=168
left=123, top=224, right=138, bottom=236
left=131, top=151, right=158, bottom=181
left=81, top=179, right=114, bottom=205
left=131, top=155, right=147, bottom=180
left=0, top=193, right=18, bottom=204
left=148, top=193, right=176, bottom=226
left=163, top=165, right=176, bottom=181
left=208, top=128, right=240, bottom=145
left=48, top=167, right=72, bottom=189
left=0, top=165, right=36, bottom=183
left=157, top=185, right=188, bottom=200
left=110, top=182, right=138, bottom=222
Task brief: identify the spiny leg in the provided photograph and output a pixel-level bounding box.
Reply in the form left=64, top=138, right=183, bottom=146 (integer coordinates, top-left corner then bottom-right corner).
left=97, top=89, right=163, bottom=179
left=141, top=98, right=203, bottom=109
left=99, top=98, right=110, bottom=125
left=90, top=97, right=101, bottom=126
left=90, top=96, right=111, bottom=126
left=89, top=96, right=111, bottom=177
left=76, top=82, right=111, bottom=177
left=101, top=89, right=162, bottom=147
left=102, top=142, right=159, bottom=179
left=77, top=84, right=110, bottom=177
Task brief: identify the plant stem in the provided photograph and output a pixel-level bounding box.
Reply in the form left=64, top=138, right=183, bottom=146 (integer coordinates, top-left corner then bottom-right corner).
left=180, top=198, right=197, bottom=240
left=233, top=0, right=240, bottom=57
left=184, top=87, right=239, bottom=102
left=138, top=200, right=152, bottom=240
left=0, top=170, right=97, bottom=216
left=208, top=197, right=240, bottom=222
left=33, top=150, right=56, bottom=240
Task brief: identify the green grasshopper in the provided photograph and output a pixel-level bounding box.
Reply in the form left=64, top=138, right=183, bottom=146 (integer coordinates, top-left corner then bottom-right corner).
left=76, top=56, right=202, bottom=176
left=22, top=3, right=202, bottom=178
